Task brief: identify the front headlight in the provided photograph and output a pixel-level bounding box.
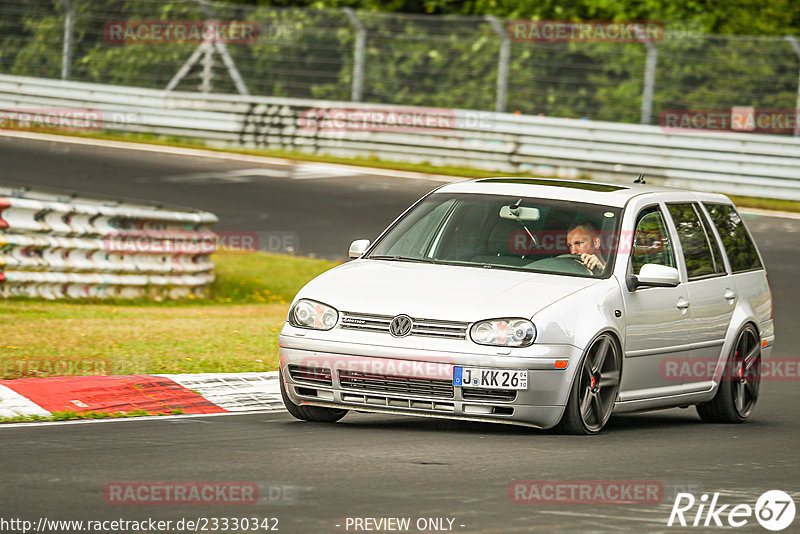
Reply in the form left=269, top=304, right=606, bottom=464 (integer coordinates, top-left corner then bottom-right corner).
left=289, top=299, right=339, bottom=330
left=470, top=318, right=535, bottom=347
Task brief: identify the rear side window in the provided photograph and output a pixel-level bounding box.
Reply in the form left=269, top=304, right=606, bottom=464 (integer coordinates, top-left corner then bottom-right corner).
left=666, top=203, right=725, bottom=279
left=703, top=203, right=763, bottom=272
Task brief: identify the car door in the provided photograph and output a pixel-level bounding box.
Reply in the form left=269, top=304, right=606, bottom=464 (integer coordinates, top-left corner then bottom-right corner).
left=665, top=202, right=732, bottom=389
left=619, top=205, right=693, bottom=397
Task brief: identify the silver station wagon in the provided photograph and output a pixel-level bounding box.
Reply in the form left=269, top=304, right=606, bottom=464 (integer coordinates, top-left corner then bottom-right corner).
left=278, top=177, right=774, bottom=434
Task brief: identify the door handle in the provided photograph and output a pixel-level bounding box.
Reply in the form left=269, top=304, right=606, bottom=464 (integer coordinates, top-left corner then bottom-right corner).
left=724, top=289, right=736, bottom=301
left=676, top=298, right=690, bottom=310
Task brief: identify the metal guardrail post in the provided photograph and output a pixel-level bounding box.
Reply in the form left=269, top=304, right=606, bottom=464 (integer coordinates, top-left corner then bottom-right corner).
left=200, top=44, right=214, bottom=93
left=213, top=41, right=250, bottom=96
left=343, top=8, right=366, bottom=102
left=640, top=40, right=658, bottom=125
left=487, top=16, right=510, bottom=113
left=166, top=41, right=250, bottom=96
left=786, top=35, right=800, bottom=137
left=166, top=44, right=206, bottom=92
left=61, top=0, right=74, bottom=80
left=195, top=0, right=250, bottom=96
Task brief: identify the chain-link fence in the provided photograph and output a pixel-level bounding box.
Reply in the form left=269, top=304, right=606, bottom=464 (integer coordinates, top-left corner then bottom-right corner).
left=1, top=0, right=799, bottom=131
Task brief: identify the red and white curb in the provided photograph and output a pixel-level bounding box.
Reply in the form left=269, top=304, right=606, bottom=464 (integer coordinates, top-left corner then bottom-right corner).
left=163, top=372, right=283, bottom=412
left=0, top=372, right=282, bottom=419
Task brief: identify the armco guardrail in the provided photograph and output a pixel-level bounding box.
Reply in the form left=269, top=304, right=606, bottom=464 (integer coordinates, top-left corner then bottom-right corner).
left=0, top=185, right=217, bottom=299
left=1, top=74, right=800, bottom=200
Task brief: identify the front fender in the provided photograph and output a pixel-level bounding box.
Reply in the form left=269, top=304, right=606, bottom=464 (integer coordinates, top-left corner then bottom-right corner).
left=531, top=278, right=625, bottom=354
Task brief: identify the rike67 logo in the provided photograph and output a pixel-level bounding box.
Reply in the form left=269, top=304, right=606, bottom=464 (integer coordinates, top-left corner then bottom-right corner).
left=668, top=490, right=796, bottom=531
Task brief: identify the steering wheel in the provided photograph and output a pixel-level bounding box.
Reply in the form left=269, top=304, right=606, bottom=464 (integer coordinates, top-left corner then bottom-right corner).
left=555, top=254, right=597, bottom=275
left=527, top=254, right=596, bottom=275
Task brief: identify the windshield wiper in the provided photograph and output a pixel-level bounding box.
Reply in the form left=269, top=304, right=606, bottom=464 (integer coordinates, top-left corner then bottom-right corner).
left=368, top=255, right=438, bottom=264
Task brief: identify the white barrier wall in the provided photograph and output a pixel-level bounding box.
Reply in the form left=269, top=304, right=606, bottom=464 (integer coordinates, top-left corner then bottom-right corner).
left=1, top=74, right=800, bottom=200
left=0, top=187, right=217, bottom=299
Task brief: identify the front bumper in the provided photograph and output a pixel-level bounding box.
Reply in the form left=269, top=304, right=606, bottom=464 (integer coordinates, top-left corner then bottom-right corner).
left=278, top=333, right=583, bottom=429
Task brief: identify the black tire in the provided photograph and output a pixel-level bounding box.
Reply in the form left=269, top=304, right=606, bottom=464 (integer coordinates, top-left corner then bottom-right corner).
left=696, top=324, right=761, bottom=424
left=556, top=333, right=621, bottom=435
left=279, top=370, right=347, bottom=423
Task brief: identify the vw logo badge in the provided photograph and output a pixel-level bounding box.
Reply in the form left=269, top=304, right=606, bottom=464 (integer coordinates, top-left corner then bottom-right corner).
left=389, top=315, right=413, bottom=337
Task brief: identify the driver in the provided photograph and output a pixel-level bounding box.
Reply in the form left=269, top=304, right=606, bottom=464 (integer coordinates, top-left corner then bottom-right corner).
left=566, top=221, right=606, bottom=273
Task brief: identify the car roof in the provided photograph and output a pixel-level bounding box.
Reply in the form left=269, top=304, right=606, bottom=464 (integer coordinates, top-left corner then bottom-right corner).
left=435, top=177, right=731, bottom=208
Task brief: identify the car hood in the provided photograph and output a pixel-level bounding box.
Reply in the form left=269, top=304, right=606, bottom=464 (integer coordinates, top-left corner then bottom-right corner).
left=296, top=259, right=601, bottom=322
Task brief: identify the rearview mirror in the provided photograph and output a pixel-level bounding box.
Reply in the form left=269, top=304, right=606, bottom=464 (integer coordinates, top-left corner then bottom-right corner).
left=349, top=239, right=370, bottom=259
left=500, top=205, right=540, bottom=221
left=628, top=264, right=680, bottom=290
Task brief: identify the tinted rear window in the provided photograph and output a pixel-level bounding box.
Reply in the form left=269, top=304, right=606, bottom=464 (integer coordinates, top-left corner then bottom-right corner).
left=667, top=203, right=725, bottom=279
left=703, top=203, right=762, bottom=272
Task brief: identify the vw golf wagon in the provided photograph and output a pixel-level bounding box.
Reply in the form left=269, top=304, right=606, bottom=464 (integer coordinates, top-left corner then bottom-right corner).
left=278, top=177, right=773, bottom=434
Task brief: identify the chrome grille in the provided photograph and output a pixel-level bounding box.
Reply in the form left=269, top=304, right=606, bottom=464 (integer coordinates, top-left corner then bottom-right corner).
left=461, top=388, right=517, bottom=402
left=338, top=370, right=454, bottom=398
left=340, top=312, right=468, bottom=340
left=288, top=365, right=332, bottom=386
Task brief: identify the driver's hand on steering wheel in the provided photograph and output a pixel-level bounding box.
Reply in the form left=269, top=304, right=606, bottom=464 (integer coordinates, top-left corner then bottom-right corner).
left=580, top=253, right=605, bottom=272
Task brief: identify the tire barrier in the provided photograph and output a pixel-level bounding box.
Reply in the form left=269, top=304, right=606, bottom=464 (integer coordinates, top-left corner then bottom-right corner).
left=0, top=187, right=218, bottom=300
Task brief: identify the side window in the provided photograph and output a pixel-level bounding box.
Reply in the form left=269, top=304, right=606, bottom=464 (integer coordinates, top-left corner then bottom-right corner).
left=666, top=203, right=725, bottom=279
left=703, top=203, right=763, bottom=272
left=696, top=205, right=727, bottom=274
left=630, top=206, right=676, bottom=275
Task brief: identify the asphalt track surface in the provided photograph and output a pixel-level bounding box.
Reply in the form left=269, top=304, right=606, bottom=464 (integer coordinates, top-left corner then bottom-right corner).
left=1, top=134, right=799, bottom=533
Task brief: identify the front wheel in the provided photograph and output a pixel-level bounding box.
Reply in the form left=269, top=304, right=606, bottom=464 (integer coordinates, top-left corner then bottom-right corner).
left=696, top=324, right=761, bottom=423
left=279, top=370, right=348, bottom=423
left=556, top=333, right=621, bottom=435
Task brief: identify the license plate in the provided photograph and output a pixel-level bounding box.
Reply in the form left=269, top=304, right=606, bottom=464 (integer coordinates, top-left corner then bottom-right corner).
left=453, top=367, right=528, bottom=390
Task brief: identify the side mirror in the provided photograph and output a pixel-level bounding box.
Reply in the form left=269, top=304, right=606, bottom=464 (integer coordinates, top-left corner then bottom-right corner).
left=628, top=263, right=680, bottom=290
left=348, top=239, right=370, bottom=259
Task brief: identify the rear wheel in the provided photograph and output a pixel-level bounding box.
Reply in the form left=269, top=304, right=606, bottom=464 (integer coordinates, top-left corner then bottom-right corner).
left=556, top=333, right=621, bottom=435
left=696, top=324, right=761, bottom=423
left=279, top=370, right=347, bottom=423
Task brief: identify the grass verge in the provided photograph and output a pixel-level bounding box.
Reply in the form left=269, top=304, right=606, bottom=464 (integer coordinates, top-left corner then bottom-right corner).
left=0, top=409, right=184, bottom=423
left=0, top=252, right=338, bottom=379
left=10, top=128, right=800, bottom=213
left=727, top=195, right=800, bottom=213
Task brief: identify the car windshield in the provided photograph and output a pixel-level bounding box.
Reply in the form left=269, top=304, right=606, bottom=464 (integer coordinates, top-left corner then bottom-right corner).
left=367, top=193, right=622, bottom=278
